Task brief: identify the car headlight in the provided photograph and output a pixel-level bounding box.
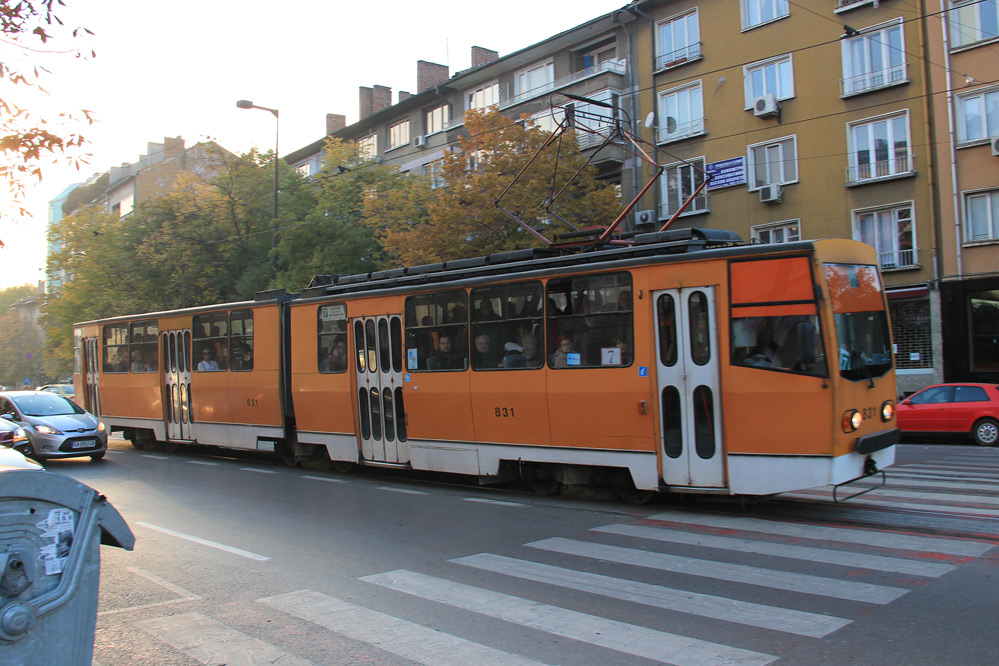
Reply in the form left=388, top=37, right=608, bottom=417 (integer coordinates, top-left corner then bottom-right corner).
left=842, top=409, right=862, bottom=433
left=881, top=400, right=895, bottom=422
left=35, top=425, right=63, bottom=435
left=97, top=421, right=106, bottom=433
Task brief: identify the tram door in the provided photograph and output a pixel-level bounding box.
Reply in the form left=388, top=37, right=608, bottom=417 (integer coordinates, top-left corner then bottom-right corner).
left=653, top=288, right=725, bottom=488
left=82, top=337, right=101, bottom=416
left=162, top=330, right=193, bottom=440
left=353, top=315, right=409, bottom=464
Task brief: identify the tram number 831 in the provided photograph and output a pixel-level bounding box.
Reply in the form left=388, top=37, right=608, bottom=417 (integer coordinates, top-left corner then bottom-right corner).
left=494, top=407, right=516, bottom=418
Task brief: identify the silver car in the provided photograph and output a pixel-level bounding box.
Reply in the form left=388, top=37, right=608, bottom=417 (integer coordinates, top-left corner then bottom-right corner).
left=0, top=391, right=107, bottom=461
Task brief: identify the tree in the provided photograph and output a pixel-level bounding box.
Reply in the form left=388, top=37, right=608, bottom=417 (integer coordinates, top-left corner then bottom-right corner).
left=1, top=0, right=94, bottom=225
left=0, top=285, right=42, bottom=387
left=366, top=107, right=622, bottom=266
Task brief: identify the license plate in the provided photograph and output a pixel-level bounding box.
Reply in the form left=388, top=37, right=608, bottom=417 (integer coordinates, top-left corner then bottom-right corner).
left=71, top=439, right=97, bottom=449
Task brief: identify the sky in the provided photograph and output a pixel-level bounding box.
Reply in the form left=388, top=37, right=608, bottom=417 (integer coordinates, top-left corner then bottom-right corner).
left=0, top=0, right=625, bottom=290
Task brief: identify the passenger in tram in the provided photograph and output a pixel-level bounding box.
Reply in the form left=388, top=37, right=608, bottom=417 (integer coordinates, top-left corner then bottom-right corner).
left=232, top=343, right=253, bottom=371
left=427, top=335, right=465, bottom=370
left=516, top=322, right=538, bottom=364
left=501, top=341, right=527, bottom=368
left=471, top=334, right=498, bottom=369
left=616, top=290, right=633, bottom=311
left=551, top=337, right=576, bottom=368
left=319, top=339, right=347, bottom=373
left=198, top=346, right=220, bottom=371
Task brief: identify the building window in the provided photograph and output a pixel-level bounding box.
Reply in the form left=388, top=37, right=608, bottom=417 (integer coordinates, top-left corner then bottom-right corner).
left=970, top=291, right=999, bottom=372
left=841, top=20, right=906, bottom=96
left=426, top=104, right=449, bottom=135
left=576, top=41, right=616, bottom=71
left=966, top=189, right=999, bottom=242
left=747, top=136, right=798, bottom=189
left=389, top=120, right=410, bottom=150
left=891, top=298, right=933, bottom=370
left=357, top=134, right=377, bottom=161
left=515, top=61, right=554, bottom=100
left=425, top=159, right=446, bottom=189
left=753, top=220, right=800, bottom=244
left=854, top=204, right=916, bottom=270
left=949, top=0, right=999, bottom=49
left=660, top=158, right=708, bottom=218
left=847, top=112, right=913, bottom=183
left=657, top=10, right=701, bottom=70
left=744, top=55, right=793, bottom=107
left=741, top=0, right=789, bottom=30
left=957, top=87, right=999, bottom=143
left=657, top=82, right=704, bottom=143
left=572, top=89, right=619, bottom=149
left=526, top=107, right=565, bottom=135
left=467, top=82, right=500, bottom=111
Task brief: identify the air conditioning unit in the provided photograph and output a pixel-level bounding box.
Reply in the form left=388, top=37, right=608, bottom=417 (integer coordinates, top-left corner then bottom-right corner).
left=991, top=136, right=999, bottom=156
left=635, top=209, right=656, bottom=225
left=753, top=93, right=779, bottom=118
left=414, top=135, right=427, bottom=148
left=759, top=183, right=783, bottom=204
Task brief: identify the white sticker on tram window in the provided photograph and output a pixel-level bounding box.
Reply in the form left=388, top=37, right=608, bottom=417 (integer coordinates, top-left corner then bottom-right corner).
left=639, top=366, right=648, bottom=377
left=320, top=304, right=346, bottom=321
left=407, top=349, right=418, bottom=370
left=601, top=347, right=622, bottom=365
left=567, top=352, right=581, bottom=366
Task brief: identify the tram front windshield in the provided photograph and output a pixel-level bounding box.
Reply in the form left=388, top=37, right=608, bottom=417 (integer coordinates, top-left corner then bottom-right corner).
left=823, top=263, right=893, bottom=381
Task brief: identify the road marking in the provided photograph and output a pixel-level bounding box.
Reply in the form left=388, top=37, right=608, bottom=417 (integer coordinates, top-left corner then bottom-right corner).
left=136, top=612, right=315, bottom=666
left=260, top=589, right=552, bottom=666
left=362, top=570, right=777, bottom=666
left=378, top=486, right=429, bottom=495
left=188, top=460, right=219, bottom=466
left=240, top=467, right=279, bottom=474
left=302, top=475, right=347, bottom=483
left=846, top=487, right=999, bottom=506
left=528, top=537, right=906, bottom=604
left=463, top=497, right=525, bottom=507
left=141, top=454, right=169, bottom=460
left=880, top=476, right=999, bottom=490
left=594, top=523, right=956, bottom=577
left=98, top=567, right=202, bottom=616
left=453, top=553, right=850, bottom=637
left=648, top=509, right=993, bottom=557
left=781, top=492, right=999, bottom=518
left=136, top=522, right=269, bottom=561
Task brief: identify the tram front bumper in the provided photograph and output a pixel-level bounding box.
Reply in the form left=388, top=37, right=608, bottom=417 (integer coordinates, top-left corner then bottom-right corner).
left=856, top=428, right=900, bottom=455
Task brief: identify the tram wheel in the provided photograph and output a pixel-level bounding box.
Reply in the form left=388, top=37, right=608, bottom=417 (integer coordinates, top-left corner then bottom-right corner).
left=524, top=466, right=562, bottom=496
left=331, top=461, right=355, bottom=474
left=278, top=443, right=298, bottom=467
left=614, top=473, right=656, bottom=505
left=163, top=440, right=180, bottom=453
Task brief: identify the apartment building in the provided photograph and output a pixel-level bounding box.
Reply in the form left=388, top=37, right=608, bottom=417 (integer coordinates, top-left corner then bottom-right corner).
left=925, top=0, right=999, bottom=385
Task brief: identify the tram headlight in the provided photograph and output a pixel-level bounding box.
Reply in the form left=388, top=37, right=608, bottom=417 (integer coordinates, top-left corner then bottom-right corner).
left=841, top=409, right=862, bottom=433
left=881, top=400, right=895, bottom=422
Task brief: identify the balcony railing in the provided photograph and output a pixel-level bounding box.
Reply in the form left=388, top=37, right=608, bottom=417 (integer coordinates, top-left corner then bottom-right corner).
left=878, top=248, right=916, bottom=270
left=659, top=193, right=709, bottom=219
left=846, top=154, right=915, bottom=184
left=656, top=118, right=705, bottom=144
left=836, top=0, right=873, bottom=10
left=655, top=43, right=702, bottom=71
left=841, top=63, right=908, bottom=96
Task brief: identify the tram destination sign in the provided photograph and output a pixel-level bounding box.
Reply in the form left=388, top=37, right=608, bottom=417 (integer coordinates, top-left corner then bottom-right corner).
left=705, top=157, right=747, bottom=190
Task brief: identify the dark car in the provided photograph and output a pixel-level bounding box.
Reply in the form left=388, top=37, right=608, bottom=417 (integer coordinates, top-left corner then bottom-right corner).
left=896, top=383, right=999, bottom=446
left=0, top=417, right=33, bottom=457
left=0, top=391, right=107, bottom=461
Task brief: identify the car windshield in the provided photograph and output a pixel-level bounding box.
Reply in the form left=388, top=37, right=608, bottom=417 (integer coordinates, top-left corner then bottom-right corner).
left=823, top=263, right=893, bottom=382
left=13, top=393, right=85, bottom=417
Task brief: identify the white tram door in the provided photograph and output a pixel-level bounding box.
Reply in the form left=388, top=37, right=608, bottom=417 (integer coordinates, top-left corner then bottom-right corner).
left=83, top=337, right=101, bottom=416
left=653, top=288, right=726, bottom=488
left=353, top=315, right=409, bottom=464
left=162, top=330, right=193, bottom=441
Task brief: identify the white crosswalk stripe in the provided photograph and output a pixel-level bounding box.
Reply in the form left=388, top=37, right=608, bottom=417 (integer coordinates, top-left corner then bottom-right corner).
left=361, top=569, right=778, bottom=666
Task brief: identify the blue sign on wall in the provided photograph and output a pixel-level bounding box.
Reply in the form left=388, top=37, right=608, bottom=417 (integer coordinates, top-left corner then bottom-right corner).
left=706, top=157, right=747, bottom=190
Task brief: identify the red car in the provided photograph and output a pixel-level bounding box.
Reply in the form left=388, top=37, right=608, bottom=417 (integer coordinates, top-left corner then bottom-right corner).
left=897, top=383, right=999, bottom=446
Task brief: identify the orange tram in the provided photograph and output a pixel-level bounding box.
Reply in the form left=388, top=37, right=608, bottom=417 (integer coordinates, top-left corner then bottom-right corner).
left=73, top=229, right=900, bottom=501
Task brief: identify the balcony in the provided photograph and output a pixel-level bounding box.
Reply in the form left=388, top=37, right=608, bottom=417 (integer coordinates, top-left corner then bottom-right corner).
left=846, top=154, right=915, bottom=185
left=656, top=118, right=705, bottom=145
left=877, top=248, right=917, bottom=270
left=659, top=193, right=709, bottom=219
left=835, top=0, right=875, bottom=11
left=841, top=63, right=908, bottom=96
left=655, top=43, right=702, bottom=72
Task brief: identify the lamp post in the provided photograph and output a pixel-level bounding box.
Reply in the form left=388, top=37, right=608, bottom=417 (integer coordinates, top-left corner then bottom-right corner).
left=236, top=99, right=279, bottom=274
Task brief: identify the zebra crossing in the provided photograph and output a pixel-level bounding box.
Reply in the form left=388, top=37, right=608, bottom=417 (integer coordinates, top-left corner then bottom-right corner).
left=118, top=452, right=999, bottom=666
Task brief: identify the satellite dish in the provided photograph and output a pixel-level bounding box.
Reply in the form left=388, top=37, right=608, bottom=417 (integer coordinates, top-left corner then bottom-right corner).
left=644, top=111, right=656, bottom=128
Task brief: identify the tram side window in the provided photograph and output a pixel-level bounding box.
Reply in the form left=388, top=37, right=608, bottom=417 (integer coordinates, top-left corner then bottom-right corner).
left=129, top=321, right=158, bottom=372
left=318, top=303, right=348, bottom=373
left=405, top=290, right=468, bottom=371
left=230, top=310, right=254, bottom=371
left=546, top=272, right=633, bottom=368
left=731, top=314, right=827, bottom=376
left=193, top=312, right=228, bottom=371
left=470, top=282, right=543, bottom=370
left=102, top=325, right=129, bottom=373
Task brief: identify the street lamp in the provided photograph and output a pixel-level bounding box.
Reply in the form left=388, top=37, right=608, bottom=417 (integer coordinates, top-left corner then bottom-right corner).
left=236, top=99, right=279, bottom=273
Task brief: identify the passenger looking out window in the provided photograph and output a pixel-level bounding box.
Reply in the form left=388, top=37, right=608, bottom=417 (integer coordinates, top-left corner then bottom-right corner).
left=405, top=290, right=468, bottom=371
left=546, top=272, right=633, bottom=368
left=469, top=282, right=543, bottom=370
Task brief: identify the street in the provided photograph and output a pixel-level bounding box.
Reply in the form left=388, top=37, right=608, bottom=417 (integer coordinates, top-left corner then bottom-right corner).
left=47, top=437, right=999, bottom=665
